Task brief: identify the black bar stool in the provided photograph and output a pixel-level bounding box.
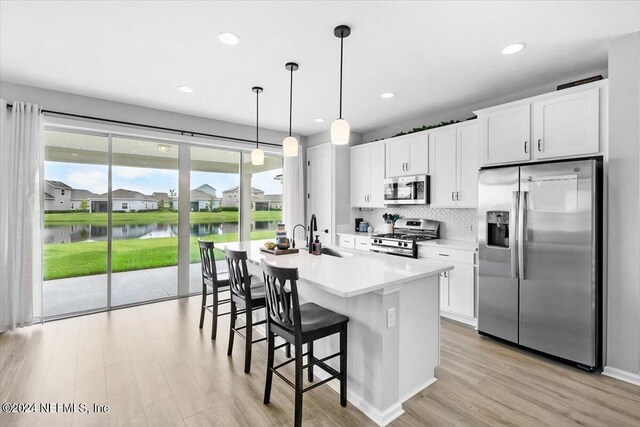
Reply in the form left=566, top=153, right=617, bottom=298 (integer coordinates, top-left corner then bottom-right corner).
left=225, top=248, right=268, bottom=374
left=261, top=260, right=349, bottom=427
left=198, top=240, right=230, bottom=340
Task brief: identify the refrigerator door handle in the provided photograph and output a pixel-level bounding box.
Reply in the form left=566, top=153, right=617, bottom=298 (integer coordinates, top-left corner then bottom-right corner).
left=511, top=191, right=519, bottom=279
left=518, top=190, right=527, bottom=280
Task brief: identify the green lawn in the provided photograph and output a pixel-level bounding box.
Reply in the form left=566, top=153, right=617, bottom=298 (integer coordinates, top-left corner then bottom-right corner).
left=44, top=210, right=281, bottom=225
left=44, top=231, right=276, bottom=280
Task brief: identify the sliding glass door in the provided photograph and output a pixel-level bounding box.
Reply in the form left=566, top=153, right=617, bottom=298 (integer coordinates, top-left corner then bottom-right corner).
left=42, top=127, right=282, bottom=318
left=111, top=137, right=179, bottom=306
left=43, top=130, right=109, bottom=318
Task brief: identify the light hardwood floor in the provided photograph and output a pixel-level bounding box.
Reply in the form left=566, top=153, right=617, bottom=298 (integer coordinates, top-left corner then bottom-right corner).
left=1, top=295, right=639, bottom=426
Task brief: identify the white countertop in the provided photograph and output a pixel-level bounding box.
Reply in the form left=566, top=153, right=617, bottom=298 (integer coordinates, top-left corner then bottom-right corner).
left=336, top=230, right=376, bottom=237
left=222, top=240, right=453, bottom=298
left=417, top=239, right=478, bottom=251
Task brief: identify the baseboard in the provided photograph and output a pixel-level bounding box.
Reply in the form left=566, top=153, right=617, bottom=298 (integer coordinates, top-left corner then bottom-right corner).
left=602, top=366, right=640, bottom=387
left=440, top=311, right=477, bottom=327
left=314, top=368, right=405, bottom=426
left=399, top=377, right=437, bottom=404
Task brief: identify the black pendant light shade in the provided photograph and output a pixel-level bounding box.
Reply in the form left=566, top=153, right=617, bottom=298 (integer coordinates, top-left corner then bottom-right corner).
left=331, top=25, right=351, bottom=145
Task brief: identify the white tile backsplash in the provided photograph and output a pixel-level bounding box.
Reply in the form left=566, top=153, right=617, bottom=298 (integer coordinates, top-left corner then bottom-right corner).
left=353, top=206, right=479, bottom=241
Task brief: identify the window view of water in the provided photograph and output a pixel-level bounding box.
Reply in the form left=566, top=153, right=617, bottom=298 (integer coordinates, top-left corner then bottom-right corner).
left=44, top=220, right=279, bottom=244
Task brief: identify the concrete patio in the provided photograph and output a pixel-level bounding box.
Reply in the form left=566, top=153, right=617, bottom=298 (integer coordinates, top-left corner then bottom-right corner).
left=43, top=261, right=227, bottom=318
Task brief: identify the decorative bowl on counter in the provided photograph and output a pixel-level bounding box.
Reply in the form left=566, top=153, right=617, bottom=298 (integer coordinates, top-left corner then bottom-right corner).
left=275, top=237, right=290, bottom=250
left=264, top=241, right=277, bottom=250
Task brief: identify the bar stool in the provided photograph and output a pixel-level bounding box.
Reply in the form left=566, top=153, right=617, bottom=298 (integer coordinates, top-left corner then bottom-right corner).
left=225, top=248, right=268, bottom=374
left=198, top=240, right=230, bottom=340
left=261, top=260, right=349, bottom=427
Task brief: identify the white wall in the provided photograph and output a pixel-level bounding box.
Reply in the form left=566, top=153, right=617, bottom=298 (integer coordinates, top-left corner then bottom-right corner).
left=605, top=32, right=640, bottom=378
left=0, top=81, right=292, bottom=148
left=362, top=70, right=608, bottom=143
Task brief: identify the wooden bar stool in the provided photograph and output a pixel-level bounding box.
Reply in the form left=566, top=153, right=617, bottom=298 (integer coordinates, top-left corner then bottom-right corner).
left=198, top=240, right=230, bottom=340
left=261, top=260, right=349, bottom=427
left=225, top=248, right=268, bottom=374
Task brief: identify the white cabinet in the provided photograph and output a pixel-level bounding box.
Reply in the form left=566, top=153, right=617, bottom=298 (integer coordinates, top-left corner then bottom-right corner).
left=532, top=87, right=599, bottom=159
left=439, top=263, right=475, bottom=319
left=420, top=244, right=477, bottom=325
left=429, top=123, right=479, bottom=208
left=350, top=142, right=385, bottom=208
left=479, top=104, right=531, bottom=166
left=385, top=132, right=429, bottom=178
left=476, top=81, right=606, bottom=167
left=338, top=234, right=371, bottom=252
left=338, top=235, right=355, bottom=249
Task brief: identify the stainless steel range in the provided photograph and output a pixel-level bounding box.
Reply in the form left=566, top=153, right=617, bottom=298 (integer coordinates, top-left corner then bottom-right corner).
left=370, top=218, right=440, bottom=258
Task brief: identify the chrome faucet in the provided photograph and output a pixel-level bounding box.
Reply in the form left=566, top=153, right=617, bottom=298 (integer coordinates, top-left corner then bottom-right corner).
left=308, top=214, right=318, bottom=253
left=291, top=223, right=307, bottom=249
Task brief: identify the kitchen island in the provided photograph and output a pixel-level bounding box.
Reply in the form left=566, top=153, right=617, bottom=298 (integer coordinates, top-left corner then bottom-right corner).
left=223, top=240, right=453, bottom=426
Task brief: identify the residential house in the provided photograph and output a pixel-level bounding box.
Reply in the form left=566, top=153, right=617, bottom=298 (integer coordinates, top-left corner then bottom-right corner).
left=44, top=180, right=99, bottom=211
left=221, top=186, right=280, bottom=210
left=91, top=189, right=158, bottom=212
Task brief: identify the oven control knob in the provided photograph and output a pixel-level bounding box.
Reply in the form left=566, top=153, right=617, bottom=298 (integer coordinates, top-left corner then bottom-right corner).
left=403, top=243, right=408, bottom=247
left=397, top=242, right=402, bottom=246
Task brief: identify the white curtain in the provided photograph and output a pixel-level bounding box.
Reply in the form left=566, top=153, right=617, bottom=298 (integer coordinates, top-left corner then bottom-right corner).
left=283, top=144, right=305, bottom=241
left=0, top=99, right=44, bottom=331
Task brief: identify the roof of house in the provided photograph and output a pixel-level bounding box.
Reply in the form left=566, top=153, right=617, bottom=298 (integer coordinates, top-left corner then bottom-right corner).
left=46, top=180, right=71, bottom=189
left=193, top=184, right=216, bottom=196
left=44, top=192, right=54, bottom=200
left=222, top=186, right=263, bottom=194
left=190, top=189, right=220, bottom=201
left=71, top=189, right=100, bottom=200
left=151, top=192, right=171, bottom=202
left=101, top=189, right=157, bottom=201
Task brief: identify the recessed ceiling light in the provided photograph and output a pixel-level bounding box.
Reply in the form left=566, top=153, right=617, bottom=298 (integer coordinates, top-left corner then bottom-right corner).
left=314, top=118, right=325, bottom=123
left=178, top=86, right=194, bottom=93
left=219, top=32, right=240, bottom=45
left=380, top=92, right=395, bottom=99
left=502, top=43, right=525, bottom=55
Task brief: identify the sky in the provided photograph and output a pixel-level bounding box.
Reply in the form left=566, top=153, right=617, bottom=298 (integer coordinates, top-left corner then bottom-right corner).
left=45, top=162, right=283, bottom=197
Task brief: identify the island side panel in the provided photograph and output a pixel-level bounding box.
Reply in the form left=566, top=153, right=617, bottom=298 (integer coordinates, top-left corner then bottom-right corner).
left=295, top=280, right=394, bottom=417
left=398, top=275, right=440, bottom=402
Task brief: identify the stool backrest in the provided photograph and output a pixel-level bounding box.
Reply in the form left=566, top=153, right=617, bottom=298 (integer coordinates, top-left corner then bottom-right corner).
left=225, top=248, right=252, bottom=299
left=198, top=240, right=219, bottom=280
left=261, top=260, right=301, bottom=333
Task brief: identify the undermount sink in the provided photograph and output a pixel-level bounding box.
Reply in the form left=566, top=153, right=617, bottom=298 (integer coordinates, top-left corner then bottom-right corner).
left=321, top=247, right=360, bottom=258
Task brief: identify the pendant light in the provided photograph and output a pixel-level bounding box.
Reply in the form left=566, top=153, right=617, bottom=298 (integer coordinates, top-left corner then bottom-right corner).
left=282, top=62, right=299, bottom=157
left=331, top=25, right=351, bottom=146
left=251, top=86, right=264, bottom=166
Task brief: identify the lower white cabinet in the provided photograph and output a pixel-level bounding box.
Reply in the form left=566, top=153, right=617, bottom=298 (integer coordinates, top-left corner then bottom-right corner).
left=420, top=244, right=477, bottom=325
left=338, top=235, right=355, bottom=249
left=355, top=236, right=371, bottom=251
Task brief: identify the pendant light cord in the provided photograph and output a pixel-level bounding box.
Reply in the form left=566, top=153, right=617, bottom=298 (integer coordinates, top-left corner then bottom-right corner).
left=289, top=67, right=294, bottom=136
left=255, top=90, right=259, bottom=148
left=339, top=34, right=344, bottom=119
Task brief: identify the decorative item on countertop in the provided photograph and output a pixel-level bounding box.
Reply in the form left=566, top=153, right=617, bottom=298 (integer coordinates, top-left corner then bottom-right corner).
left=275, top=223, right=290, bottom=249
left=383, top=213, right=400, bottom=234
left=312, top=235, right=322, bottom=255
left=264, top=241, right=277, bottom=250
left=358, top=221, right=369, bottom=232
left=367, top=225, right=373, bottom=233
left=355, top=217, right=363, bottom=232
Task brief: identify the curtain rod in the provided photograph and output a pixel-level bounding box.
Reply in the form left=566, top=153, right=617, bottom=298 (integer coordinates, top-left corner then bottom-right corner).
left=5, top=103, right=284, bottom=148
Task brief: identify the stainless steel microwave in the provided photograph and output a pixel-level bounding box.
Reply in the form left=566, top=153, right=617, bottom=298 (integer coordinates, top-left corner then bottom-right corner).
left=383, top=175, right=430, bottom=205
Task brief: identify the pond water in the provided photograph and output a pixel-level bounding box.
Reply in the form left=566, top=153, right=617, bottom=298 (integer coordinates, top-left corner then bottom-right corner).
left=44, top=221, right=279, bottom=244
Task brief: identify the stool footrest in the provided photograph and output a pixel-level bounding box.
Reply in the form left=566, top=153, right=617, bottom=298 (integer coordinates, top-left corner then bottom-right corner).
left=272, top=351, right=310, bottom=371
left=303, top=374, right=340, bottom=393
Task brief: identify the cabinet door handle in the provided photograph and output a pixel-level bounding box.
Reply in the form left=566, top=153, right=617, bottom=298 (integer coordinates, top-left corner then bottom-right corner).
left=451, top=192, right=455, bottom=201
left=537, top=139, right=542, bottom=152
left=456, top=191, right=460, bottom=201
left=438, top=253, right=450, bottom=257
left=406, top=162, right=409, bottom=171
left=524, top=140, right=528, bottom=153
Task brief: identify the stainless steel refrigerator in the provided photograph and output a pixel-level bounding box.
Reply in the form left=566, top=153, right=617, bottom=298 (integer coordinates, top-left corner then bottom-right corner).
left=477, top=159, right=601, bottom=370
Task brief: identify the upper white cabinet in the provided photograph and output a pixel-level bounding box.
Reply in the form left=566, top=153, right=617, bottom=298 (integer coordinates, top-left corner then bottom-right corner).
left=532, top=88, right=599, bottom=159
left=350, top=142, right=385, bottom=208
left=385, top=132, right=429, bottom=177
left=429, top=122, right=479, bottom=208
left=480, top=104, right=531, bottom=166
left=476, top=80, right=606, bottom=167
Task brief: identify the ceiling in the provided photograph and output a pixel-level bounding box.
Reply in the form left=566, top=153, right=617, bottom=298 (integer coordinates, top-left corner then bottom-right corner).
left=1, top=1, right=639, bottom=136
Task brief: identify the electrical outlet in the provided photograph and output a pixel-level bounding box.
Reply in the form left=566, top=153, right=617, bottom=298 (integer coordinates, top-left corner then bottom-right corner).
left=387, top=307, right=396, bottom=328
